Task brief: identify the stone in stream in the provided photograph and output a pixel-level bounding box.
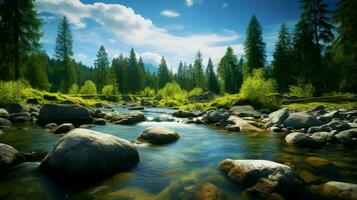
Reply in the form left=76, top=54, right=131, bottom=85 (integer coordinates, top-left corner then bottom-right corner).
left=0, top=143, right=19, bottom=171
left=44, top=123, right=57, bottom=130
left=204, top=109, right=230, bottom=124
left=0, top=117, right=12, bottom=127
left=229, top=105, right=262, bottom=118
left=37, top=104, right=93, bottom=126
left=40, top=128, right=139, bottom=180
left=128, top=106, right=145, bottom=110
left=53, top=123, right=75, bottom=134
left=111, top=111, right=146, bottom=125
left=0, top=103, right=29, bottom=114
left=285, top=132, right=319, bottom=148
left=311, top=181, right=357, bottom=200
left=335, top=128, right=357, bottom=145
left=171, top=110, right=197, bottom=118
left=219, top=159, right=302, bottom=198
left=266, top=108, right=289, bottom=127
left=0, top=108, right=9, bottom=118
left=9, top=112, right=31, bottom=122
left=194, top=182, right=225, bottom=200
left=227, top=116, right=264, bottom=132
left=283, top=112, right=323, bottom=129
left=93, top=118, right=106, bottom=125
left=136, top=126, right=180, bottom=145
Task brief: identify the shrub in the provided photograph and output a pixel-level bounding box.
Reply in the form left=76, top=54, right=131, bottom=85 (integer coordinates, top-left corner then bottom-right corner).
left=0, top=80, right=29, bottom=104
left=158, top=82, right=188, bottom=102
left=288, top=83, right=315, bottom=98
left=102, top=84, right=115, bottom=97
left=79, top=80, right=97, bottom=94
left=189, top=87, right=203, bottom=96
left=141, top=87, right=156, bottom=97
left=68, top=84, right=79, bottom=94
left=240, top=69, right=279, bottom=108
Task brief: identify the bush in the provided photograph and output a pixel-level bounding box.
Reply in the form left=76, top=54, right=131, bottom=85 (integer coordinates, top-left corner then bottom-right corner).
left=141, top=87, right=156, bottom=97
left=158, top=82, right=188, bottom=102
left=0, top=80, right=29, bottom=104
left=189, top=87, right=203, bottom=96
left=240, top=69, right=279, bottom=108
left=288, top=83, right=315, bottom=98
left=68, top=84, right=79, bottom=94
left=102, top=84, right=116, bottom=97
left=79, top=80, right=97, bottom=94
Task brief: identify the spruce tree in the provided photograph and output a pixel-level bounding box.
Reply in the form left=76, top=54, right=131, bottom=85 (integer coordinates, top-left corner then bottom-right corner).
left=218, top=47, right=239, bottom=93
left=138, top=57, right=145, bottom=91
left=128, top=49, right=141, bottom=93
left=244, top=15, right=266, bottom=75
left=24, top=52, right=51, bottom=90
left=177, top=61, right=185, bottom=88
left=0, top=0, right=42, bottom=80
left=158, top=57, right=170, bottom=88
left=94, top=45, right=109, bottom=93
left=193, top=51, right=205, bottom=89
left=205, top=58, right=220, bottom=94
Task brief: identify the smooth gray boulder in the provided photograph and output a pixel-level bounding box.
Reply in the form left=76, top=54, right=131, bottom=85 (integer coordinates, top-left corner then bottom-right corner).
left=220, top=159, right=302, bottom=198
left=335, top=128, right=357, bottom=145
left=205, top=110, right=230, bottom=124
left=283, top=112, right=323, bottom=129
left=230, top=105, right=262, bottom=118
left=0, top=117, right=12, bottom=127
left=268, top=108, right=289, bottom=125
left=53, top=123, right=75, bottom=134
left=171, top=110, right=197, bottom=118
left=0, top=143, right=19, bottom=170
left=38, top=104, right=93, bottom=126
left=137, top=126, right=180, bottom=145
left=285, top=132, right=319, bottom=148
left=40, top=128, right=139, bottom=180
left=111, top=111, right=146, bottom=125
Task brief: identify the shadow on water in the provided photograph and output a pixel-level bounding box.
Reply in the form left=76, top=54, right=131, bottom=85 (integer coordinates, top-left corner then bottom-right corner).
left=0, top=107, right=356, bottom=199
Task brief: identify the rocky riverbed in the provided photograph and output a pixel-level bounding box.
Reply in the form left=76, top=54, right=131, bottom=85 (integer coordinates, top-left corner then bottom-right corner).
left=0, top=102, right=356, bottom=200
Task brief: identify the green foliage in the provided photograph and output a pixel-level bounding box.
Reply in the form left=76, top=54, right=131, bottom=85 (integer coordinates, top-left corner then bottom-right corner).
left=68, top=84, right=79, bottom=94
left=288, top=82, right=315, bottom=98
left=80, top=80, right=97, bottom=94
left=158, top=57, right=171, bottom=88
left=158, top=82, right=187, bottom=102
left=0, top=81, right=29, bottom=104
left=102, top=85, right=116, bottom=97
left=217, top=47, right=242, bottom=93
left=189, top=87, right=203, bottom=96
left=141, top=87, right=156, bottom=97
left=240, top=69, right=279, bottom=108
left=94, top=45, right=110, bottom=92
left=24, top=52, right=51, bottom=90
left=193, top=51, right=206, bottom=89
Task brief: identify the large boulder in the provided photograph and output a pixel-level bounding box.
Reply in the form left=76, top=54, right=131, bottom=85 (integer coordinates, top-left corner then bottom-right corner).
left=204, top=110, right=230, bottom=124
left=285, top=132, right=319, bottom=148
left=37, top=104, right=93, bottom=126
left=0, top=143, right=19, bottom=171
left=230, top=105, right=262, bottom=119
left=172, top=110, right=197, bottom=118
left=283, top=112, right=323, bottom=129
left=40, top=128, right=139, bottom=180
left=335, top=128, right=357, bottom=145
left=111, top=111, right=146, bottom=125
left=312, top=181, right=357, bottom=200
left=267, top=108, right=289, bottom=126
left=137, top=126, right=180, bottom=145
left=0, top=108, right=9, bottom=118
left=0, top=117, right=12, bottom=127
left=219, top=159, right=302, bottom=198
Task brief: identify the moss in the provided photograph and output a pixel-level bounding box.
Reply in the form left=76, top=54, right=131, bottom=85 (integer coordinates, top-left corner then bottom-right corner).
left=284, top=102, right=357, bottom=109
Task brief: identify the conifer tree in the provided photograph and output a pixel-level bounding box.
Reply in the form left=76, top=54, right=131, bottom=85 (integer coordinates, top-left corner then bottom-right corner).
left=205, top=58, right=220, bottom=94
left=94, top=45, right=109, bottom=93
left=218, top=47, right=239, bottom=93
left=158, top=57, right=170, bottom=88
left=193, top=51, right=205, bottom=89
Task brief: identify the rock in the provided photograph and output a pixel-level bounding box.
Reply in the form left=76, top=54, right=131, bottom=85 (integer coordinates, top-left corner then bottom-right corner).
left=270, top=126, right=283, bottom=132
left=311, top=132, right=336, bottom=143
left=306, top=157, right=334, bottom=169
left=93, top=118, right=106, bottom=125
left=188, top=91, right=215, bottom=101
left=219, top=159, right=302, bottom=198
left=137, top=126, right=179, bottom=145
left=0, top=117, right=12, bottom=127
left=40, top=128, right=139, bottom=180
left=79, top=124, right=95, bottom=128
left=299, top=171, right=320, bottom=184
left=335, top=128, right=357, bottom=145
left=94, top=109, right=104, bottom=118
left=0, top=108, right=9, bottom=118
left=268, top=108, right=289, bottom=126
left=44, top=123, right=57, bottom=130
left=312, top=181, right=357, bottom=200
left=319, top=124, right=332, bottom=132
left=204, top=110, right=230, bottom=123
left=128, top=106, right=145, bottom=110
left=195, top=182, right=225, bottom=200
left=319, top=111, right=343, bottom=123
left=172, top=110, right=197, bottom=118
left=227, top=116, right=264, bottom=132
left=9, top=112, right=31, bottom=122
left=226, top=124, right=240, bottom=132
left=283, top=112, right=323, bottom=129
left=31, top=111, right=39, bottom=118
left=53, top=123, right=75, bottom=134
left=306, top=105, right=326, bottom=116
left=0, top=143, right=19, bottom=170
left=111, top=111, right=145, bottom=125
left=230, top=105, right=262, bottom=118
left=140, top=99, right=153, bottom=107
left=38, top=104, right=93, bottom=126
left=327, top=120, right=351, bottom=132
left=0, top=103, right=29, bottom=114
left=285, top=132, right=319, bottom=148
left=307, top=126, right=320, bottom=133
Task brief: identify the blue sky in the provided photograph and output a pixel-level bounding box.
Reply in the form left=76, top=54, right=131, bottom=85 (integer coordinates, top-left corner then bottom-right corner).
left=35, top=0, right=336, bottom=70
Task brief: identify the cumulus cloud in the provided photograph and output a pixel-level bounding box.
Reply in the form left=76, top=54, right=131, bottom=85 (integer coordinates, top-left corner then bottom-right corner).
left=160, top=10, right=180, bottom=18
left=185, top=0, right=193, bottom=7
left=36, top=0, right=243, bottom=68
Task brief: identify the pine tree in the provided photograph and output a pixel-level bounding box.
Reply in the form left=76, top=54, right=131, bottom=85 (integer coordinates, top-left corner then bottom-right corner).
left=244, top=15, right=266, bottom=75
left=177, top=61, right=185, bottom=88
left=55, top=16, right=76, bottom=92
left=158, top=57, right=170, bottom=88
left=94, top=45, right=110, bottom=93
left=112, top=54, right=128, bottom=94
left=272, top=23, right=293, bottom=93
left=24, top=52, right=51, bottom=90
left=127, top=49, right=141, bottom=93
left=138, top=57, right=145, bottom=91
left=193, top=51, right=205, bottom=89
left=218, top=47, right=239, bottom=93
left=205, top=58, right=220, bottom=94
left=0, top=0, right=42, bottom=80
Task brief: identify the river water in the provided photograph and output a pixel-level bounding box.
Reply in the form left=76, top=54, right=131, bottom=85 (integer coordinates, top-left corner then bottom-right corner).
left=0, top=108, right=356, bottom=200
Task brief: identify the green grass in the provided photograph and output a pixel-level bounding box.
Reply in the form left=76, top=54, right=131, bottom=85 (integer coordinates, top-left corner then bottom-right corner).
left=284, top=102, right=357, bottom=109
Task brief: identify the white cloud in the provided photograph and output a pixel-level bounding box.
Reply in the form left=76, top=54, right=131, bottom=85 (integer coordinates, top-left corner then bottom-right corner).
left=222, top=2, right=228, bottom=8
left=185, top=0, right=193, bottom=7
left=165, top=24, right=184, bottom=30
left=140, top=52, right=162, bottom=66
left=36, top=0, right=243, bottom=69
left=160, top=10, right=180, bottom=18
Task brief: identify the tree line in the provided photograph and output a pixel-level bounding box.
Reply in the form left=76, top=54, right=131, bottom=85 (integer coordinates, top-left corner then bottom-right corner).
left=0, top=0, right=356, bottom=96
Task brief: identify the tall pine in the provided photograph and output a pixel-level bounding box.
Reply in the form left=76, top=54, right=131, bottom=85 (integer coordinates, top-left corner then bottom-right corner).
left=94, top=45, right=109, bottom=93
left=158, top=57, right=170, bottom=88
left=218, top=47, right=239, bottom=93
left=193, top=51, right=205, bottom=89
left=205, top=58, right=220, bottom=94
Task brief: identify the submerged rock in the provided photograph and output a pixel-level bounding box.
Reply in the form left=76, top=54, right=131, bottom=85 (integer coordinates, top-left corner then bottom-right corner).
left=53, top=123, right=75, bottom=134
left=195, top=182, right=225, bottom=200
left=38, top=104, right=93, bottom=126
left=41, top=128, right=139, bottom=180
left=285, top=132, right=319, bottom=148
left=137, top=126, right=180, bottom=145
left=219, top=159, right=302, bottom=198
left=311, top=181, right=357, bottom=200
left=172, top=110, right=197, bottom=118
left=283, top=112, right=323, bottom=129
left=0, top=143, right=19, bottom=171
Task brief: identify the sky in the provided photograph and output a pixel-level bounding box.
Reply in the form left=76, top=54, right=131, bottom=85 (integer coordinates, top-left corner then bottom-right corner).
left=35, top=0, right=335, bottom=70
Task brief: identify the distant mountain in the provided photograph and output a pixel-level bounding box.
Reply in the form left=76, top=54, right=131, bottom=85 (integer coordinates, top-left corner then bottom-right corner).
left=144, top=63, right=158, bottom=73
